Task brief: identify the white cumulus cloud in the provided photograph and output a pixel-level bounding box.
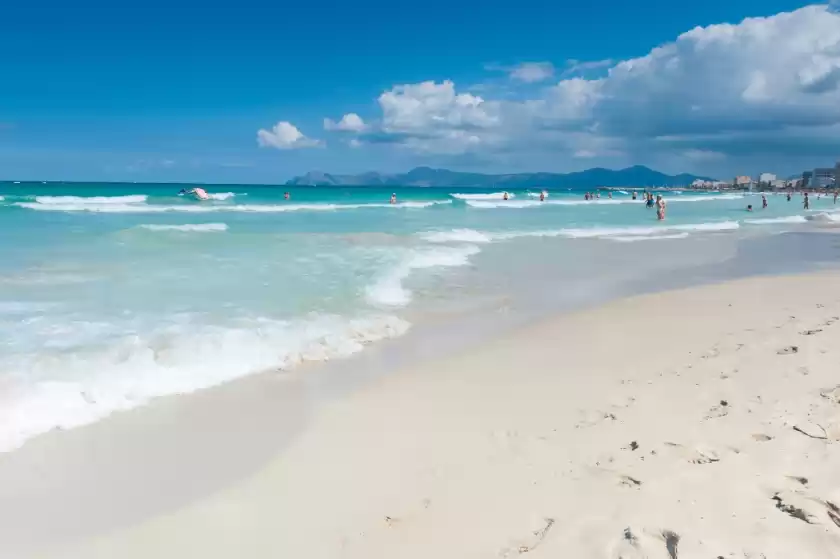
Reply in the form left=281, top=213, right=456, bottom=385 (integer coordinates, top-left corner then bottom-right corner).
left=257, top=121, right=322, bottom=150
left=338, top=5, right=840, bottom=170
left=509, top=62, right=556, bottom=83
left=324, top=113, right=367, bottom=132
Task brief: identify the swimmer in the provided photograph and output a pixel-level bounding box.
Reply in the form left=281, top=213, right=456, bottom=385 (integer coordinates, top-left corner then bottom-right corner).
left=284, top=192, right=290, bottom=200
left=596, top=192, right=600, bottom=199
left=608, top=192, right=613, bottom=199
left=762, top=194, right=767, bottom=209
left=747, top=204, right=753, bottom=212
left=834, top=191, right=838, bottom=204
left=632, top=191, right=637, bottom=200
left=804, top=192, right=810, bottom=210
left=503, top=192, right=509, bottom=201
left=390, top=193, right=397, bottom=204
left=180, top=187, right=209, bottom=200
left=539, top=191, right=545, bottom=202
left=656, top=195, right=666, bottom=220
left=787, top=192, right=792, bottom=202
left=585, top=192, right=590, bottom=201
left=646, top=194, right=655, bottom=209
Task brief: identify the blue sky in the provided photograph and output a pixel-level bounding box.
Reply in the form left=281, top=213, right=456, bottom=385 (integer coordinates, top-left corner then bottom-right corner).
left=1, top=0, right=838, bottom=183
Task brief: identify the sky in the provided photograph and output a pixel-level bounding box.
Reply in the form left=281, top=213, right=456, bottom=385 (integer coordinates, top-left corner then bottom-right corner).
left=1, top=0, right=839, bottom=183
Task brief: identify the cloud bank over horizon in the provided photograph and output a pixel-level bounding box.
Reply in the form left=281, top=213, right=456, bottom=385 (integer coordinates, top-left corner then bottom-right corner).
left=277, top=4, right=840, bottom=175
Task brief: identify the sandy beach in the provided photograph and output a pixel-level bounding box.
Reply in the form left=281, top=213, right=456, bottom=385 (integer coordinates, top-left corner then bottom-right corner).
left=5, top=271, right=840, bottom=558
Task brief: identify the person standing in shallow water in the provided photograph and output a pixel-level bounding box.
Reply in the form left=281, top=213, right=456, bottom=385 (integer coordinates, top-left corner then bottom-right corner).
left=762, top=194, right=768, bottom=209
left=656, top=195, right=666, bottom=220
left=804, top=192, right=810, bottom=210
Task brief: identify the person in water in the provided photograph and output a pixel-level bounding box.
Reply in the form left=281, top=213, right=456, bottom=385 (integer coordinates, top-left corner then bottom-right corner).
left=632, top=191, right=637, bottom=200
left=539, top=191, right=545, bottom=202
left=646, top=193, right=655, bottom=209
left=834, top=191, right=838, bottom=204
left=787, top=192, right=792, bottom=202
left=503, top=192, right=509, bottom=201
left=179, top=187, right=209, bottom=200
left=608, top=192, right=613, bottom=199
left=747, top=204, right=753, bottom=212
left=284, top=192, right=290, bottom=200
left=762, top=194, right=768, bottom=209
left=655, top=195, right=666, bottom=220
left=804, top=192, right=810, bottom=210
left=390, top=193, right=397, bottom=204
left=584, top=192, right=590, bottom=201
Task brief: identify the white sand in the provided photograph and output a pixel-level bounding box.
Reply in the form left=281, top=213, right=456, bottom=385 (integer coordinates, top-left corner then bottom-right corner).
left=19, top=272, right=840, bottom=558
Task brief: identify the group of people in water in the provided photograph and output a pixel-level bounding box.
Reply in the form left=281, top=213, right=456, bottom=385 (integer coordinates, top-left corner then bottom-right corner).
left=583, top=190, right=666, bottom=220
left=180, top=187, right=838, bottom=218
left=746, top=190, right=838, bottom=212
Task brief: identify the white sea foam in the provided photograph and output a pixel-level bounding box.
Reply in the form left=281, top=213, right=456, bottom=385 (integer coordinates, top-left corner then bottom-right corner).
left=0, top=313, right=409, bottom=452
left=138, top=223, right=229, bottom=232
left=610, top=233, right=691, bottom=242
left=17, top=200, right=452, bottom=213
left=0, top=196, right=4, bottom=202
left=34, top=195, right=148, bottom=205
left=526, top=192, right=549, bottom=199
left=744, top=215, right=807, bottom=225
left=421, top=221, right=738, bottom=244
left=206, top=192, right=236, bottom=200
left=806, top=212, right=840, bottom=223
left=451, top=192, right=514, bottom=200
left=420, top=229, right=494, bottom=244
left=366, top=245, right=481, bottom=307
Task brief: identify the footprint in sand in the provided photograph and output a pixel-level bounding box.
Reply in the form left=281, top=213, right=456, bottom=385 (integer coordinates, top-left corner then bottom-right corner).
left=820, top=385, right=840, bottom=405
left=663, top=442, right=723, bottom=465
left=704, top=400, right=730, bottom=421
left=609, top=527, right=680, bottom=559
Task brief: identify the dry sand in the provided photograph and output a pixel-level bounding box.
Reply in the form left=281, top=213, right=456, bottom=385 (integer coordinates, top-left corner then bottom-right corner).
left=15, top=272, right=840, bottom=558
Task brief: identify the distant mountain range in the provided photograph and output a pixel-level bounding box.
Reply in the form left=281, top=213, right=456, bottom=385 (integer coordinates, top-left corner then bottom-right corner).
left=285, top=166, right=715, bottom=188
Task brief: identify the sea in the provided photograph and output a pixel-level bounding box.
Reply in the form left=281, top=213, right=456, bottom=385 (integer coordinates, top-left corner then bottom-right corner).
left=2, top=182, right=839, bottom=451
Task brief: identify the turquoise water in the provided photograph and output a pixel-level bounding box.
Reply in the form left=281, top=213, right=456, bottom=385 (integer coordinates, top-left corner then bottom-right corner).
left=1, top=182, right=837, bottom=450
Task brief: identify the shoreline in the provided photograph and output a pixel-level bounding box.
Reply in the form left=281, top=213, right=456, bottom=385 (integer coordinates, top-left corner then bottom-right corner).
left=4, top=269, right=840, bottom=557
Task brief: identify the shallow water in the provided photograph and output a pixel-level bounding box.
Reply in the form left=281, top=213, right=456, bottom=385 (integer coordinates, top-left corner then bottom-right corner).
left=1, top=182, right=838, bottom=450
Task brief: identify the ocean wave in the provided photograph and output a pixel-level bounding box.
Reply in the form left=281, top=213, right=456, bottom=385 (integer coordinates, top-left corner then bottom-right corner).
left=422, top=221, right=738, bottom=244
left=451, top=192, right=514, bottom=200
left=138, top=223, right=229, bottom=232
left=0, top=313, right=409, bottom=452
left=16, top=200, right=452, bottom=213
left=806, top=212, right=840, bottom=223
left=744, top=215, right=807, bottom=225
left=34, top=195, right=148, bottom=205
left=366, top=245, right=481, bottom=307
left=465, top=193, right=744, bottom=209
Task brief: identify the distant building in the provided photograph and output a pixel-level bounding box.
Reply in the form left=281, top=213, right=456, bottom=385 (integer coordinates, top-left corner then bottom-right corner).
left=733, top=175, right=754, bottom=188
left=769, top=179, right=787, bottom=189
left=802, top=171, right=813, bottom=188
left=811, top=168, right=836, bottom=188
left=759, top=172, right=777, bottom=184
